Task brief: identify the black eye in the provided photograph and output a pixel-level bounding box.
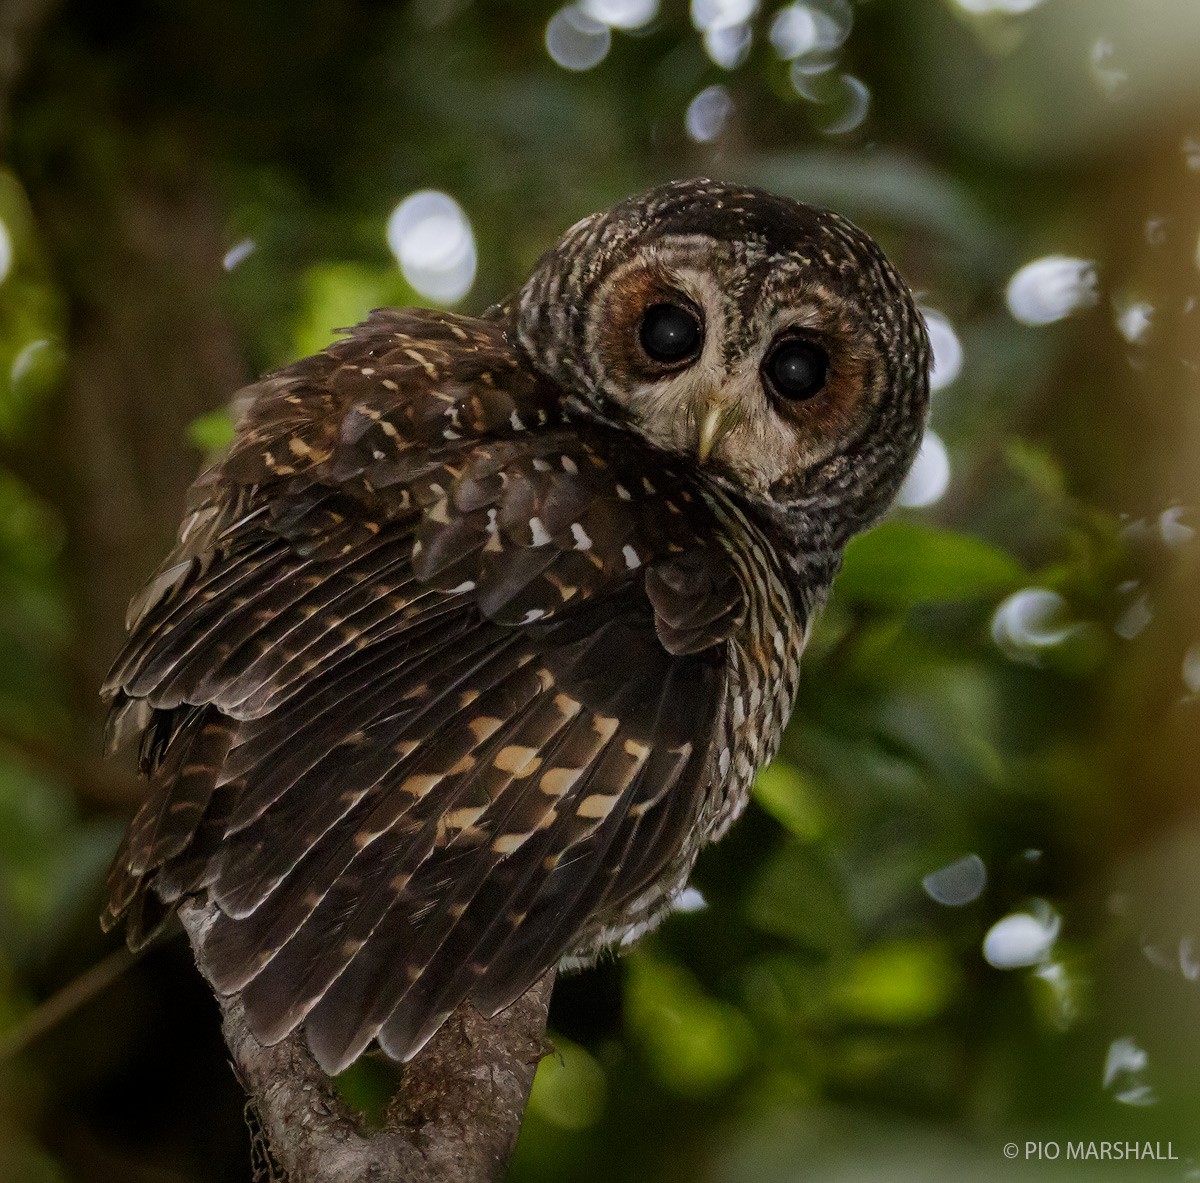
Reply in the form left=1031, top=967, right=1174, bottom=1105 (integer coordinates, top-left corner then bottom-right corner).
left=762, top=337, right=829, bottom=402
left=639, top=303, right=702, bottom=365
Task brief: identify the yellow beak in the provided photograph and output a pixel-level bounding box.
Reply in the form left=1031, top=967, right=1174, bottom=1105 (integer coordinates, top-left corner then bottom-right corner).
left=697, top=401, right=733, bottom=465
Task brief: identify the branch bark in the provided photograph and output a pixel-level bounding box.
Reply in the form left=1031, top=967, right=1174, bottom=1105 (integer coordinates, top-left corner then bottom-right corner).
left=181, top=903, right=553, bottom=1183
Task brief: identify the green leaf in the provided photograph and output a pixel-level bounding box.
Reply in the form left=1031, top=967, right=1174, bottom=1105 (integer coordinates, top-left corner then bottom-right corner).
left=744, top=842, right=855, bottom=953
left=625, top=954, right=755, bottom=1096
left=291, top=261, right=411, bottom=361
left=332, top=1056, right=402, bottom=1129
left=836, top=521, right=1023, bottom=607
left=752, top=762, right=828, bottom=841
left=528, top=1035, right=607, bottom=1131
left=187, top=408, right=236, bottom=452
left=830, top=939, right=959, bottom=1024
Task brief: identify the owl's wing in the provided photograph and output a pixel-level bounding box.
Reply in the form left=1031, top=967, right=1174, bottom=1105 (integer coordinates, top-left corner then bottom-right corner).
left=102, top=309, right=745, bottom=1072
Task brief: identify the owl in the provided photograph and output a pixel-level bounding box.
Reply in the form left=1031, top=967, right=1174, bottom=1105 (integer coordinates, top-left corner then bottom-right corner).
left=101, top=179, right=930, bottom=1074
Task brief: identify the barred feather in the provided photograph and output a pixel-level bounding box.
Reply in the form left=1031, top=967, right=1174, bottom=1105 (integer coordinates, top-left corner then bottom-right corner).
left=102, top=304, right=770, bottom=1070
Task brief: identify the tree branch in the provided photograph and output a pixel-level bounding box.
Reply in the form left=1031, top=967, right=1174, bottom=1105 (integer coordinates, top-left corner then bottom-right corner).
left=180, top=902, right=554, bottom=1183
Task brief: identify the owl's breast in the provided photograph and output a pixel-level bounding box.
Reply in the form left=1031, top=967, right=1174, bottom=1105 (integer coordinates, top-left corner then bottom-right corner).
left=697, top=488, right=808, bottom=844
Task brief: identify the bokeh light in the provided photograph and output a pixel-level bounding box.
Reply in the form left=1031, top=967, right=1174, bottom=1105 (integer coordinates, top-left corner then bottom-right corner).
left=579, top=0, right=659, bottom=29
left=1114, top=295, right=1154, bottom=344
left=222, top=238, right=255, bottom=272
left=1114, top=590, right=1152, bottom=639
left=691, top=0, right=757, bottom=29
left=1005, top=255, right=1100, bottom=326
left=546, top=6, right=612, bottom=71
left=896, top=430, right=951, bottom=509
left=983, top=904, right=1061, bottom=970
left=810, top=73, right=870, bottom=135
left=703, top=23, right=752, bottom=68
left=1159, top=505, right=1194, bottom=544
left=768, top=0, right=852, bottom=61
left=1103, top=1038, right=1156, bottom=1106
left=0, top=218, right=11, bottom=286
left=685, top=85, right=733, bottom=142
left=672, top=886, right=707, bottom=913
left=1090, top=38, right=1129, bottom=97
left=922, top=854, right=988, bottom=907
left=953, top=0, right=1045, bottom=13
left=385, top=190, right=477, bottom=305
left=9, top=338, right=49, bottom=386
left=921, top=307, right=964, bottom=391
left=991, top=587, right=1085, bottom=660
left=1182, top=644, right=1200, bottom=694
left=788, top=58, right=834, bottom=101
left=692, top=0, right=757, bottom=68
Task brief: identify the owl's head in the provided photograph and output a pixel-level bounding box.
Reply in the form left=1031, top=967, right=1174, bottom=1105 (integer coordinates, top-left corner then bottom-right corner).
left=514, top=178, right=930, bottom=551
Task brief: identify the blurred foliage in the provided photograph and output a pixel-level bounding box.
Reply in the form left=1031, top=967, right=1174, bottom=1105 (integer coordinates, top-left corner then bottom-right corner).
left=1, top=1, right=1200, bottom=1180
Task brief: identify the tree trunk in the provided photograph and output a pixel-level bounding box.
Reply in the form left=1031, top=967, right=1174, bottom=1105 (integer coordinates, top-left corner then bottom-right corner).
left=184, top=903, right=553, bottom=1183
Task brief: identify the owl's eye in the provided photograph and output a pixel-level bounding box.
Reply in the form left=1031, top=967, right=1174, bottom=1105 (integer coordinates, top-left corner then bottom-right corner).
left=762, top=337, right=829, bottom=402
left=639, top=303, right=703, bottom=365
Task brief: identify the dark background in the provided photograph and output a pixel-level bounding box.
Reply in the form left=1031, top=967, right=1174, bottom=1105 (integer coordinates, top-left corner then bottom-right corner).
left=1, top=1, right=1200, bottom=1179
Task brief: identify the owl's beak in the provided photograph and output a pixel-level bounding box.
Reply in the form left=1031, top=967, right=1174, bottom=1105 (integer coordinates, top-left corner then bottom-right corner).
left=696, top=401, right=735, bottom=465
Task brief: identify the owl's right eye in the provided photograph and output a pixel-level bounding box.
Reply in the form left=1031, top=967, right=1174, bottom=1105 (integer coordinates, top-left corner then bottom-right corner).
left=638, top=303, right=703, bottom=366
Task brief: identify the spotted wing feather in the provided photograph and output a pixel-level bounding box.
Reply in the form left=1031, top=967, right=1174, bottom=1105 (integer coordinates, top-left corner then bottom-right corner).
left=103, top=308, right=743, bottom=1070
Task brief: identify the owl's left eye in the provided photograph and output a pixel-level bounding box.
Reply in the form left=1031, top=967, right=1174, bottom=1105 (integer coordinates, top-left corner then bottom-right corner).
left=639, top=303, right=703, bottom=366
left=762, top=337, right=829, bottom=403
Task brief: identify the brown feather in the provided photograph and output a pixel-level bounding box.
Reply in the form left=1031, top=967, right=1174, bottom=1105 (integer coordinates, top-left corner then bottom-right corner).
left=103, top=305, right=753, bottom=1071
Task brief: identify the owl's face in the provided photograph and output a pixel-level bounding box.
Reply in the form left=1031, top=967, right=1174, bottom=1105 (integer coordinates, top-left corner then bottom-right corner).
left=515, top=179, right=930, bottom=547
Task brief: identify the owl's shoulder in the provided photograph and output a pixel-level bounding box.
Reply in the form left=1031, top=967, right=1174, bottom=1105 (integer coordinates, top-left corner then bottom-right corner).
left=169, top=306, right=748, bottom=653
left=221, top=307, right=561, bottom=488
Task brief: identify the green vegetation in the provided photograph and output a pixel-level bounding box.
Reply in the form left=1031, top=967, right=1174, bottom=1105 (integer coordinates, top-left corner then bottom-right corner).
left=1, top=2, right=1198, bottom=1179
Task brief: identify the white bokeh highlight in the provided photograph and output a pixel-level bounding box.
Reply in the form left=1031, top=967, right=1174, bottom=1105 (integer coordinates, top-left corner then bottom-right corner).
left=685, top=85, right=734, bottom=142
left=672, top=886, right=708, bottom=913
left=991, top=588, right=1085, bottom=661
left=921, top=307, right=963, bottom=392
left=897, top=431, right=951, bottom=509
left=1006, top=255, right=1099, bottom=326
left=1103, top=1038, right=1157, bottom=1106
left=580, top=0, right=658, bottom=28
left=789, top=59, right=835, bottom=101
left=222, top=238, right=256, bottom=272
left=692, top=0, right=756, bottom=68
left=703, top=22, right=753, bottom=67
left=923, top=854, right=987, bottom=907
left=0, top=218, right=12, bottom=286
left=386, top=191, right=477, bottom=305
left=1179, top=937, right=1200, bottom=982
left=1114, top=593, right=1152, bottom=640
left=954, top=0, right=1044, bottom=13
left=1159, top=506, right=1195, bottom=545
left=546, top=6, right=612, bottom=71
left=1114, top=298, right=1154, bottom=345
left=10, top=338, right=49, bottom=386
left=983, top=903, right=1061, bottom=969
left=691, top=0, right=757, bottom=29
left=815, top=74, right=870, bottom=134
left=1090, top=38, right=1129, bottom=97
left=768, top=0, right=852, bottom=60
left=1182, top=644, right=1200, bottom=695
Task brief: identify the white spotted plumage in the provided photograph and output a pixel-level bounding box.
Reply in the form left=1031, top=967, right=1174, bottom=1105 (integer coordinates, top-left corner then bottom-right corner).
left=102, top=178, right=929, bottom=1074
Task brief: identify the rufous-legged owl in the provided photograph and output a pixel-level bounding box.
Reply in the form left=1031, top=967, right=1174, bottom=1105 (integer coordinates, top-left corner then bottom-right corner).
left=102, top=178, right=931, bottom=1073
